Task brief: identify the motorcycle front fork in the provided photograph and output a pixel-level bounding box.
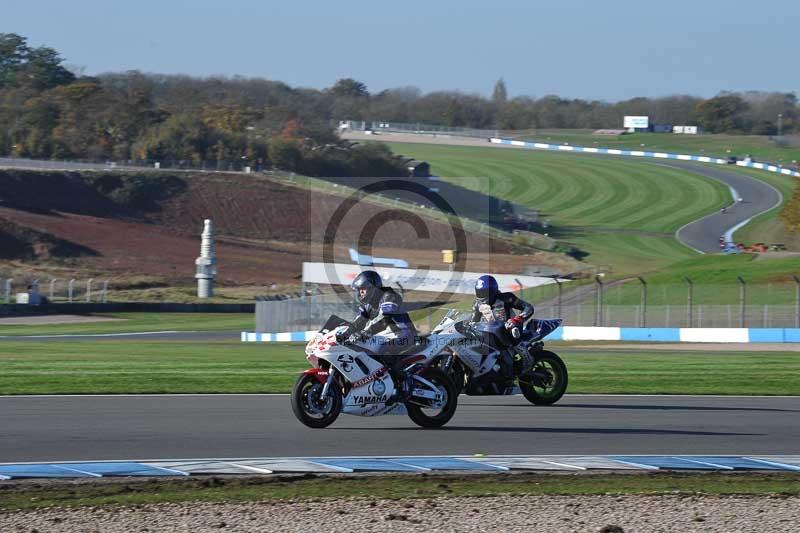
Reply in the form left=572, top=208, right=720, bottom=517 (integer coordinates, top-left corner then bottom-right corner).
left=319, top=370, right=335, bottom=400
left=441, top=352, right=454, bottom=372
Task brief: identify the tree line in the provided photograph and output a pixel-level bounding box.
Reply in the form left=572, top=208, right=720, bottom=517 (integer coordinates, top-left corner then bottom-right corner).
left=1, top=33, right=797, bottom=177
left=0, top=34, right=406, bottom=177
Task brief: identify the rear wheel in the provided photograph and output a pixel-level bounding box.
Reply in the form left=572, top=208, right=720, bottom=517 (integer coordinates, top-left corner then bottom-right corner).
left=290, top=373, right=342, bottom=428
left=519, top=350, right=568, bottom=405
left=406, top=368, right=458, bottom=428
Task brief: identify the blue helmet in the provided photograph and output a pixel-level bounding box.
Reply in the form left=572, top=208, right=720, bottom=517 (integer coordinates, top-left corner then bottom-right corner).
left=352, top=270, right=383, bottom=305
left=475, top=275, right=499, bottom=304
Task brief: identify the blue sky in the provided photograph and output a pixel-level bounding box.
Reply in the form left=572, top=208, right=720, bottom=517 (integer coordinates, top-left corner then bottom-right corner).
left=3, top=0, right=797, bottom=101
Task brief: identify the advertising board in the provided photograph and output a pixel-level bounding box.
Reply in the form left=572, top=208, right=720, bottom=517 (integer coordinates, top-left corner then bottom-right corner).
left=302, top=262, right=564, bottom=295
left=623, top=116, right=649, bottom=129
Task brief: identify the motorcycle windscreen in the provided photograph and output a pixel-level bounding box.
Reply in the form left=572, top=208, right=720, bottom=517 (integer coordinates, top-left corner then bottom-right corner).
left=319, top=314, right=351, bottom=333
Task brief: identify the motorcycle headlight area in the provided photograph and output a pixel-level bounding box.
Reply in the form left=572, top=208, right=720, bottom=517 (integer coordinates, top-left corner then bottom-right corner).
left=305, top=335, right=324, bottom=355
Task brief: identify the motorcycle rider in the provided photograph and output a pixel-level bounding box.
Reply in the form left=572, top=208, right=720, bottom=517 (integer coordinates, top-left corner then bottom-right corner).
left=338, top=270, right=417, bottom=350
left=337, top=270, right=417, bottom=400
left=470, top=274, right=534, bottom=383
left=472, top=275, right=534, bottom=331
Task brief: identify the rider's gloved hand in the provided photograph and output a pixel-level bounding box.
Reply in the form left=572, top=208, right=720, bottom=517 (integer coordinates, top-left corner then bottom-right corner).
left=505, top=317, right=523, bottom=339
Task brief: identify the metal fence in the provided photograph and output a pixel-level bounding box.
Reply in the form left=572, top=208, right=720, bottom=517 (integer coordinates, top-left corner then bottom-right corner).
left=2, top=278, right=110, bottom=304
left=533, top=304, right=799, bottom=328
left=255, top=296, right=355, bottom=333
left=529, top=277, right=800, bottom=328
left=339, top=120, right=499, bottom=139
left=255, top=294, right=451, bottom=334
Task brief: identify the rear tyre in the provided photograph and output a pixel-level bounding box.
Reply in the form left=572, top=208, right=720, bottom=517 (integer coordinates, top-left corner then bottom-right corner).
left=291, top=373, right=342, bottom=428
left=406, top=368, right=458, bottom=428
left=519, top=350, right=568, bottom=406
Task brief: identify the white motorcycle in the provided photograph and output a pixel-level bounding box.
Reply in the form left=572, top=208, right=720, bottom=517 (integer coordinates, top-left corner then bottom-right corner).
left=291, top=314, right=463, bottom=429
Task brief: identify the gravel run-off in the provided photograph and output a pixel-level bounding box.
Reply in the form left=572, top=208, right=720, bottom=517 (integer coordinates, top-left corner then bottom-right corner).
left=2, top=494, right=799, bottom=532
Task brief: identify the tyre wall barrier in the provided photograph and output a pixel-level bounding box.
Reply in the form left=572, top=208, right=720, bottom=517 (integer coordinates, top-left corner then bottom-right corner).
left=489, top=138, right=800, bottom=178
left=242, top=327, right=800, bottom=343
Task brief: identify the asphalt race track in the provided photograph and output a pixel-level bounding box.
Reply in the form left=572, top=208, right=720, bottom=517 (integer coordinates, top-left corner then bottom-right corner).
left=663, top=162, right=782, bottom=253
left=1, top=394, right=798, bottom=463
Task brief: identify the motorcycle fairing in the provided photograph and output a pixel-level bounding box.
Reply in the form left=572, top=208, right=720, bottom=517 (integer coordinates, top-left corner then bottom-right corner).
left=525, top=319, right=563, bottom=341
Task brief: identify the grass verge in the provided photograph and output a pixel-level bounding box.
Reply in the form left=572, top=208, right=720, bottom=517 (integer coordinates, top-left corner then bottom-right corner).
left=1, top=340, right=798, bottom=395
left=0, top=313, right=252, bottom=336
left=1, top=472, right=798, bottom=511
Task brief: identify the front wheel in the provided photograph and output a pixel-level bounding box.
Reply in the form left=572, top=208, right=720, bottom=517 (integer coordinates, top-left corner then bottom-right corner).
left=519, top=350, right=568, bottom=405
left=406, top=368, right=458, bottom=428
left=291, top=373, right=342, bottom=428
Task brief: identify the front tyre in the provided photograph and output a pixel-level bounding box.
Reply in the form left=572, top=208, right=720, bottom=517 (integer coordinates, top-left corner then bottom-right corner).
left=406, top=368, right=458, bottom=428
left=291, top=373, right=342, bottom=428
left=519, top=350, right=568, bottom=406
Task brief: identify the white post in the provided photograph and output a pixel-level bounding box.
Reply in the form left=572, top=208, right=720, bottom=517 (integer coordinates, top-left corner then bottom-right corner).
left=68, top=279, right=75, bottom=302
left=3, top=279, right=11, bottom=304
left=102, top=280, right=109, bottom=303
left=86, top=279, right=93, bottom=302
left=195, top=219, right=217, bottom=298
left=49, top=279, right=57, bottom=300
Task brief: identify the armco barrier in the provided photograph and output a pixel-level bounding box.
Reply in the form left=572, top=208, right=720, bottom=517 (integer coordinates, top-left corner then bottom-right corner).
left=242, top=327, right=800, bottom=343
left=490, top=138, right=800, bottom=178
left=736, top=160, right=800, bottom=176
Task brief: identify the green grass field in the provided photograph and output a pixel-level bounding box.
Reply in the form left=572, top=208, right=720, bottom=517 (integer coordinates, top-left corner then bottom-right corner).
left=508, top=130, right=800, bottom=166
left=0, top=312, right=252, bottom=336
left=1, top=339, right=797, bottom=395
left=387, top=142, right=731, bottom=275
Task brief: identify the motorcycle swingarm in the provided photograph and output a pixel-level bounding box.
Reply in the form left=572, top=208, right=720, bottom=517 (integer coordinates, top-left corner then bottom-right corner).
left=407, top=375, right=445, bottom=407
left=412, top=388, right=443, bottom=401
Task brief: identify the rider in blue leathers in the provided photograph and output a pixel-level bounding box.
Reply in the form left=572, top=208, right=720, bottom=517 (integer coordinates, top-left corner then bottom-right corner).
left=471, top=274, right=534, bottom=382
left=472, top=275, right=534, bottom=329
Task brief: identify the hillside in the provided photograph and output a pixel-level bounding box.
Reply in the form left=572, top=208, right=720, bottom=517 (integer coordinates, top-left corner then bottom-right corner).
left=0, top=169, right=582, bottom=293
left=385, top=142, right=733, bottom=275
